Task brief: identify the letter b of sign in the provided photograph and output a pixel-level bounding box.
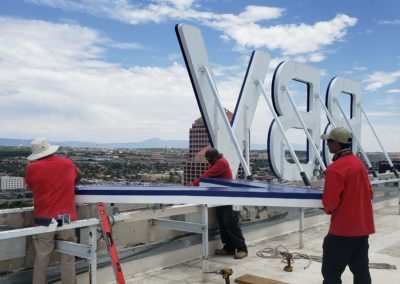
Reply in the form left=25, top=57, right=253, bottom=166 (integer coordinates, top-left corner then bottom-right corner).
left=268, top=61, right=322, bottom=180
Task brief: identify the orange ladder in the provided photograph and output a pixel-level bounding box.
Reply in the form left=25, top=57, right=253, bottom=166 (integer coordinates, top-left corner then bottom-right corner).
left=98, top=203, right=126, bottom=284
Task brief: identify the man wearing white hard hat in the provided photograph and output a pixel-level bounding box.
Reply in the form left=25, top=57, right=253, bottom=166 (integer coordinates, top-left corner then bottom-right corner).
left=25, top=138, right=82, bottom=284
left=320, top=127, right=375, bottom=284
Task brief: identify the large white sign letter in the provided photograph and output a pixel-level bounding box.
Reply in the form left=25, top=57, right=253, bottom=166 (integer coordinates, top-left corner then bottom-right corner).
left=176, top=24, right=270, bottom=176
left=268, top=61, right=321, bottom=181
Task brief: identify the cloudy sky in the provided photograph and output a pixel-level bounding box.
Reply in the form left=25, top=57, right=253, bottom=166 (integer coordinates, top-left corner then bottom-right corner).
left=0, top=0, right=399, bottom=151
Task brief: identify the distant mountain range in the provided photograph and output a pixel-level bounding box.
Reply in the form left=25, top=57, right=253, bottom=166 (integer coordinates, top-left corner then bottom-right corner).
left=0, top=138, right=189, bottom=149
left=0, top=137, right=269, bottom=150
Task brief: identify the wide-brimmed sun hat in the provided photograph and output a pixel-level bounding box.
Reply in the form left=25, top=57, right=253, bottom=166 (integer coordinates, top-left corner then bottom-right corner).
left=27, top=138, right=59, bottom=161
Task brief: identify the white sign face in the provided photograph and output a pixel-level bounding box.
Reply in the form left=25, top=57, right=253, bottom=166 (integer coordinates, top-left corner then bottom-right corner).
left=323, top=77, right=362, bottom=164
left=176, top=24, right=270, bottom=177
left=268, top=61, right=322, bottom=180
left=176, top=24, right=362, bottom=182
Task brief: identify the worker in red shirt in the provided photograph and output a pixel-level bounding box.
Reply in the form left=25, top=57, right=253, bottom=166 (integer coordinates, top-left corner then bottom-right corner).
left=321, top=127, right=375, bottom=284
left=25, top=138, right=82, bottom=284
left=193, top=148, right=248, bottom=259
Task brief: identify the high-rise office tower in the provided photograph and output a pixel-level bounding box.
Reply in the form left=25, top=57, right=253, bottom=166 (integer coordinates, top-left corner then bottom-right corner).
left=183, top=110, right=233, bottom=184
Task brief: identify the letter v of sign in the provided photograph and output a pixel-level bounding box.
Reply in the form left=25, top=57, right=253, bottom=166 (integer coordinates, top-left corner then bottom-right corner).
left=176, top=24, right=270, bottom=178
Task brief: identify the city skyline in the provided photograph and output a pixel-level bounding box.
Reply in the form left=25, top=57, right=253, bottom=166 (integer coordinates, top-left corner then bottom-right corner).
left=0, top=1, right=400, bottom=151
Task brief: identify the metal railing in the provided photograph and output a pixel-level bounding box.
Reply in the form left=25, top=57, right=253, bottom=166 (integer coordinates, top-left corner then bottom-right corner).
left=0, top=204, right=208, bottom=283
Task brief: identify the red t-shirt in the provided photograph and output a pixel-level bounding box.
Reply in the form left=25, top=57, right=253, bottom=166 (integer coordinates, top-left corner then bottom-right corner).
left=193, top=155, right=233, bottom=186
left=323, top=154, right=375, bottom=236
left=25, top=155, right=79, bottom=222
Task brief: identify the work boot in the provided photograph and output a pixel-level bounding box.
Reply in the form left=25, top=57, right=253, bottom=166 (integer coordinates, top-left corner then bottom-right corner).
left=234, top=250, right=248, bottom=259
left=214, top=248, right=235, bottom=256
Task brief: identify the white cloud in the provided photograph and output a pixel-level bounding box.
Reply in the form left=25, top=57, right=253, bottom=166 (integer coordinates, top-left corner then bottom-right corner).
left=353, top=66, right=367, bottom=71
left=308, top=52, right=326, bottom=62
left=109, top=42, right=143, bottom=50
left=1, top=16, right=275, bottom=144
left=0, top=5, right=374, bottom=150
left=378, top=19, right=400, bottom=25
left=0, top=15, right=282, bottom=145
left=365, top=111, right=397, bottom=117
left=208, top=14, right=357, bottom=56
left=161, top=0, right=196, bottom=10
left=374, top=96, right=400, bottom=107
left=388, top=89, right=400, bottom=93
left=1, top=14, right=394, bottom=153
left=232, top=5, right=284, bottom=23
left=27, top=1, right=357, bottom=61
left=0, top=17, right=105, bottom=69
left=361, top=124, right=400, bottom=152
left=363, top=70, right=400, bottom=91
left=29, top=1, right=285, bottom=26
left=167, top=53, right=181, bottom=61
left=0, top=17, right=201, bottom=142
left=342, top=65, right=367, bottom=75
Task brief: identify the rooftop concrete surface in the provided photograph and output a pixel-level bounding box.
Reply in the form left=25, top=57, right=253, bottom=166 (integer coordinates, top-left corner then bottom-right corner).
left=116, top=203, right=399, bottom=284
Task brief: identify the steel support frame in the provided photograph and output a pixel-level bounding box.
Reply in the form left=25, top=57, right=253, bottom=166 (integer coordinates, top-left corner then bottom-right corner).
left=201, top=205, right=209, bottom=281
left=151, top=219, right=206, bottom=234
left=0, top=205, right=206, bottom=284
left=54, top=225, right=98, bottom=284
left=151, top=204, right=209, bottom=281
left=257, top=79, right=311, bottom=186
left=3, top=187, right=398, bottom=284
left=55, top=240, right=92, bottom=259
left=202, top=66, right=251, bottom=177
left=398, top=183, right=400, bottom=216
left=298, top=208, right=304, bottom=249
left=0, top=221, right=99, bottom=284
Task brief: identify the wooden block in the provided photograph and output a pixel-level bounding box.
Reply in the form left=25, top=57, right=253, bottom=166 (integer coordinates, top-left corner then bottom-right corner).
left=235, top=274, right=289, bottom=284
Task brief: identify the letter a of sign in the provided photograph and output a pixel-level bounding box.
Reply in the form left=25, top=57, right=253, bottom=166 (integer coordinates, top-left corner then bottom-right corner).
left=176, top=24, right=270, bottom=176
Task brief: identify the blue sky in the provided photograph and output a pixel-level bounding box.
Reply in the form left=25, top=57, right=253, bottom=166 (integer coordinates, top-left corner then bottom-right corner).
left=0, top=0, right=399, bottom=151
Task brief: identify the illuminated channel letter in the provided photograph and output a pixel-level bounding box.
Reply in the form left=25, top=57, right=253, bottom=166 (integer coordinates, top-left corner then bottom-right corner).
left=176, top=24, right=270, bottom=177
left=176, top=24, right=372, bottom=182
left=268, top=61, right=322, bottom=181
left=323, top=76, right=362, bottom=164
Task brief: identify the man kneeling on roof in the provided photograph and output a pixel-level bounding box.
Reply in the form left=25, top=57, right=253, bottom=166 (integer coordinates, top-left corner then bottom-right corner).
left=192, top=147, right=248, bottom=259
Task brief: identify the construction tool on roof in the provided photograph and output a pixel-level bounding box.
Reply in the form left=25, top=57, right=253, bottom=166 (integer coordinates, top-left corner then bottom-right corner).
left=204, top=267, right=233, bottom=284
left=256, top=245, right=312, bottom=271
left=280, top=251, right=293, bottom=272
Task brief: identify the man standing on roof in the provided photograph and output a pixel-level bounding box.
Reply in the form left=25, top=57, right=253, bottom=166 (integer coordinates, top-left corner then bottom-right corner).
left=321, top=127, right=375, bottom=284
left=193, top=148, right=248, bottom=259
left=25, top=138, right=82, bottom=284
